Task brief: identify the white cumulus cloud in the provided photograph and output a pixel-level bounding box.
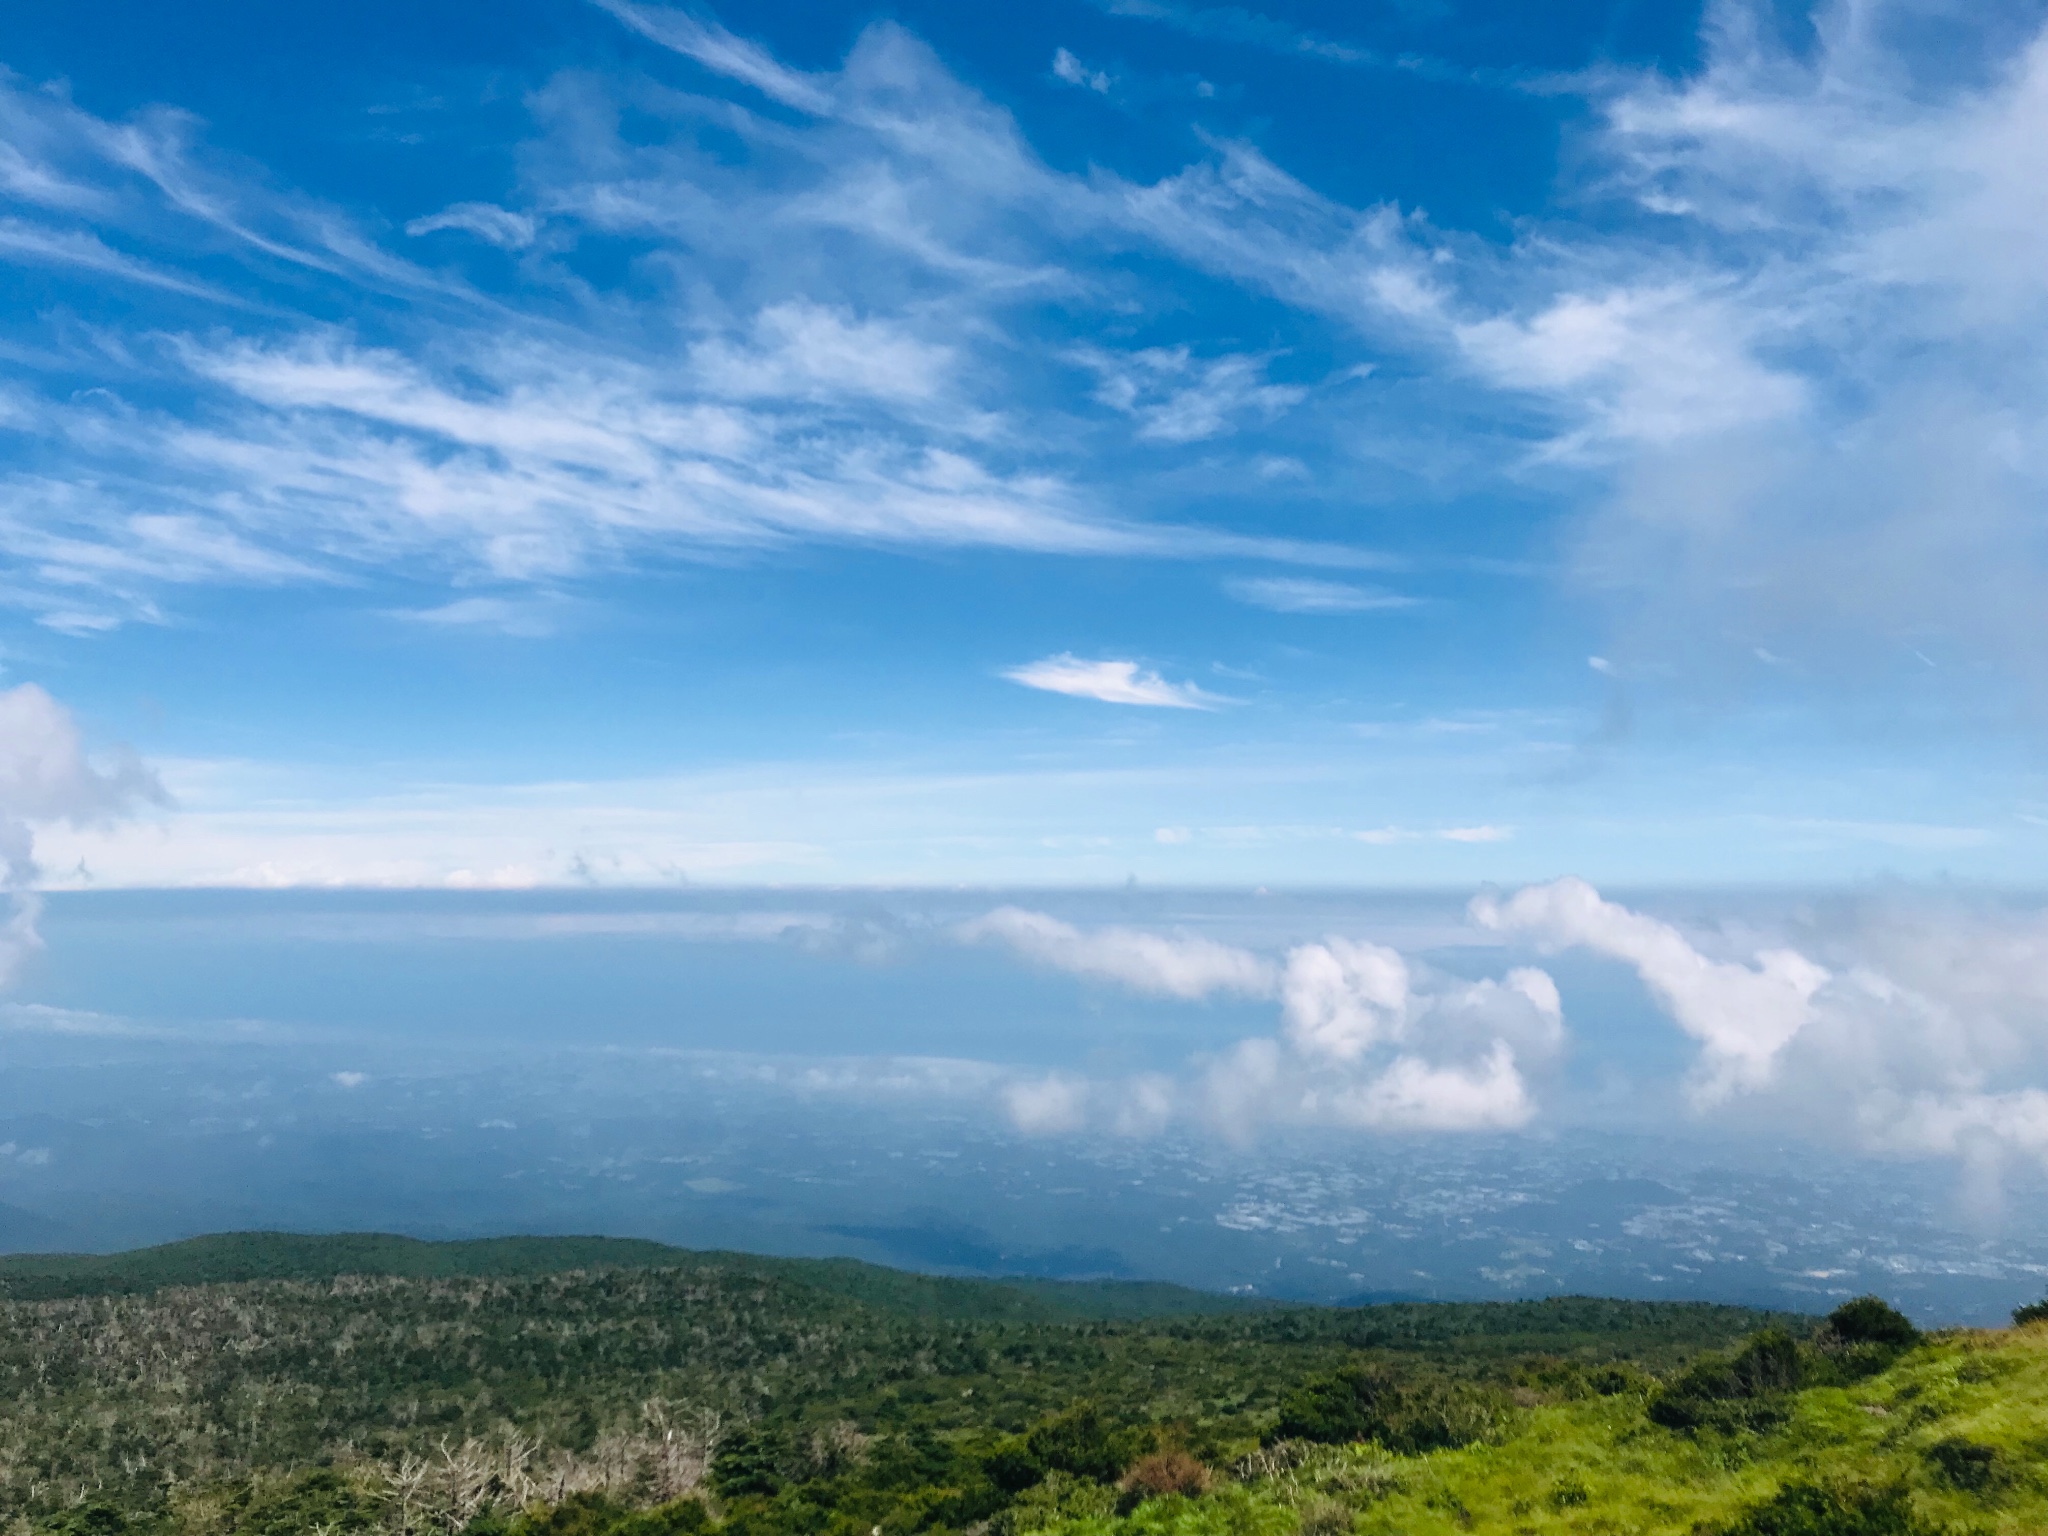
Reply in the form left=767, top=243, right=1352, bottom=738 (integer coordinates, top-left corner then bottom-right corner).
left=1281, top=938, right=1409, bottom=1062
left=1473, top=877, right=1827, bottom=1102
left=1313, top=1042, right=1533, bottom=1132
left=968, top=907, right=1565, bottom=1138
left=1463, top=880, right=2048, bottom=1193
left=0, top=683, right=162, bottom=983
left=1003, top=1073, right=1090, bottom=1134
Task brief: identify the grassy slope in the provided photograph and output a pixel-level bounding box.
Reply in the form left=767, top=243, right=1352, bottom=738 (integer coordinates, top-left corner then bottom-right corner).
left=0, top=1231, right=1268, bottom=1319
left=7, top=1233, right=2032, bottom=1536
left=1043, top=1326, right=2048, bottom=1536
left=0, top=1235, right=1793, bottom=1528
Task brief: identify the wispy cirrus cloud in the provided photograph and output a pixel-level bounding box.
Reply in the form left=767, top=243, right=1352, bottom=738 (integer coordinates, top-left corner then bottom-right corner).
left=592, top=0, right=836, bottom=113
left=391, top=594, right=573, bottom=638
left=1, top=0, right=2045, bottom=722
left=1090, top=0, right=1487, bottom=84
left=1353, top=824, right=1511, bottom=845
left=0, top=35, right=1397, bottom=630
left=1070, top=345, right=1305, bottom=443
left=404, top=202, right=536, bottom=249
left=1226, top=575, right=1416, bottom=613
left=1003, top=655, right=1223, bottom=709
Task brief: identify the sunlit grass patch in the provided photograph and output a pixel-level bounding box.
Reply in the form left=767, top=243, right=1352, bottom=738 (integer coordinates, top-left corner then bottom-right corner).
left=1030, top=1327, right=2048, bottom=1536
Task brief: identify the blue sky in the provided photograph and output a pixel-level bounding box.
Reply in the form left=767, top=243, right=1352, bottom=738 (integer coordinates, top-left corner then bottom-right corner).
left=12, top=0, right=2048, bottom=1274
left=1, top=0, right=2047, bottom=889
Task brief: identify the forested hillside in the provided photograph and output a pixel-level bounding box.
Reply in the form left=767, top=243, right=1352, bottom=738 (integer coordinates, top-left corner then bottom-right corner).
left=0, top=1232, right=1267, bottom=1320
left=2, top=1233, right=2031, bottom=1536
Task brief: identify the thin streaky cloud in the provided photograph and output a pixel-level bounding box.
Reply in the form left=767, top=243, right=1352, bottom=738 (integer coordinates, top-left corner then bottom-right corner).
left=1092, top=0, right=1509, bottom=87
left=391, top=596, right=569, bottom=639
left=0, top=219, right=250, bottom=304
left=1003, top=655, right=1223, bottom=709
left=593, top=0, right=836, bottom=113
left=1226, top=576, right=1418, bottom=613
left=404, top=203, right=538, bottom=249
left=0, top=0, right=2043, bottom=910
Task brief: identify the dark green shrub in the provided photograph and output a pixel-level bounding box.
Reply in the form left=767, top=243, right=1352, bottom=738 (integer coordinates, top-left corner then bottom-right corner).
left=1798, top=1301, right=1917, bottom=1390
left=1270, top=1363, right=1496, bottom=1454
left=1826, top=1298, right=1918, bottom=1348
left=40, top=1504, right=156, bottom=1536
left=512, top=1493, right=634, bottom=1536
left=2012, top=1296, right=2048, bottom=1327
left=981, top=1403, right=1147, bottom=1492
left=1273, top=1367, right=1390, bottom=1444
left=981, top=1438, right=1044, bottom=1495
left=711, top=1428, right=791, bottom=1499
left=218, top=1471, right=378, bottom=1536
left=1649, top=1329, right=1802, bottom=1432
left=1648, top=1391, right=1790, bottom=1434
left=1925, top=1437, right=2000, bottom=1493
left=1514, top=1357, right=1646, bottom=1401
left=1716, top=1479, right=1933, bottom=1536
left=1583, top=1363, right=1641, bottom=1396
left=863, top=1427, right=956, bottom=1493
left=1024, top=1403, right=1143, bottom=1483
left=1548, top=1472, right=1591, bottom=1511
left=615, top=1500, right=712, bottom=1536
left=1732, top=1329, right=1803, bottom=1393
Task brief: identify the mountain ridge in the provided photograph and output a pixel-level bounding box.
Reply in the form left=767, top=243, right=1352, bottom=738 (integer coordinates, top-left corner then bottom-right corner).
left=0, top=1229, right=1280, bottom=1318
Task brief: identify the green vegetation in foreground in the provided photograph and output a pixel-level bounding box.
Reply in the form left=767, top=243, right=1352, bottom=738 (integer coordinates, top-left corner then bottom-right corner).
left=5, top=1233, right=2034, bottom=1536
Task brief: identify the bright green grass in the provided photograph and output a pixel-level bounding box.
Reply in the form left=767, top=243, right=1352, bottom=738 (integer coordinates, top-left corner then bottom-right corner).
left=1031, top=1326, right=2048, bottom=1536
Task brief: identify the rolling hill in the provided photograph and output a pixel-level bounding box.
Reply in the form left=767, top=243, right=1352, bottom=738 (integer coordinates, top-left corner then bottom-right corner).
left=0, top=1231, right=2017, bottom=1536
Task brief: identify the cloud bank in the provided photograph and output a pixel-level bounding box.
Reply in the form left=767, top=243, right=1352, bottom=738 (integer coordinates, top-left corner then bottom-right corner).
left=1470, top=879, right=2048, bottom=1193
left=0, top=684, right=161, bottom=981
left=970, top=905, right=1565, bottom=1138
left=960, top=906, right=1272, bottom=998
left=1473, top=877, right=1828, bottom=1104
left=967, top=877, right=2048, bottom=1197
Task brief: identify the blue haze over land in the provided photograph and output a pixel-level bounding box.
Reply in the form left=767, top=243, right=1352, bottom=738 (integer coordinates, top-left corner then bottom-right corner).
left=6, top=886, right=2048, bottom=1327
left=2, top=0, right=2048, bottom=1324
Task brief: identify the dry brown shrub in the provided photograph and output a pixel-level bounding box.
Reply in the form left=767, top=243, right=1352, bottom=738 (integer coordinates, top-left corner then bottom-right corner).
left=1120, top=1451, right=1211, bottom=1501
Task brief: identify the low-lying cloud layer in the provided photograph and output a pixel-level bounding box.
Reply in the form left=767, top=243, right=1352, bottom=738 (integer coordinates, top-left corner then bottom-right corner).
left=968, top=903, right=1565, bottom=1138
left=1467, top=880, right=2048, bottom=1171
left=960, top=906, right=1272, bottom=998
left=0, top=685, right=161, bottom=982
left=1473, top=878, right=1828, bottom=1105
left=967, top=881, right=2048, bottom=1194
